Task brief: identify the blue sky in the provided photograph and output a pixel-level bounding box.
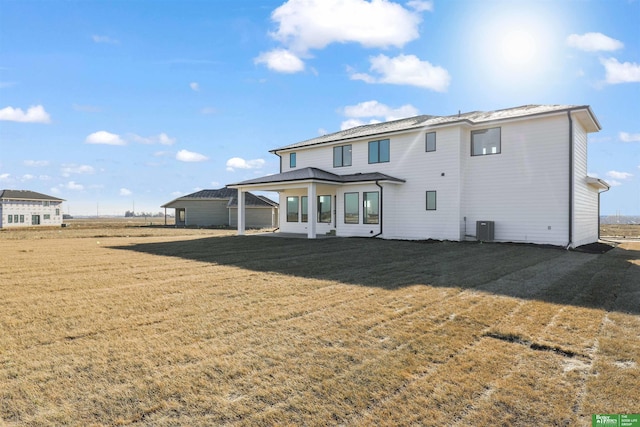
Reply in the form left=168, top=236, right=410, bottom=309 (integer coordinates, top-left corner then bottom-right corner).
left=1, top=0, right=639, bottom=216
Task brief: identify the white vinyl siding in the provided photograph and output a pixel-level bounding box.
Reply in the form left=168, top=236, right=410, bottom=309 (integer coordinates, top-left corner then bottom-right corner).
left=572, top=117, right=600, bottom=247
left=0, top=199, right=63, bottom=228
left=271, top=109, right=600, bottom=246
left=462, top=115, right=569, bottom=246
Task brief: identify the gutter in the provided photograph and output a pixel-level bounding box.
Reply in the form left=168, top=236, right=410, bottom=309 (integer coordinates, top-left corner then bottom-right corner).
left=567, top=111, right=574, bottom=249
left=372, top=181, right=383, bottom=238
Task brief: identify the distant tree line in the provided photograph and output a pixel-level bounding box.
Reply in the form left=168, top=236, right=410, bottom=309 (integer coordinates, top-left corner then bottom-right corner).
left=124, top=211, right=169, bottom=218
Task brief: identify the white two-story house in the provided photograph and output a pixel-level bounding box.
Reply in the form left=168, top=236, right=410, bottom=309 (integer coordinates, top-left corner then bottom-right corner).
left=0, top=190, right=65, bottom=228
left=229, top=105, right=609, bottom=248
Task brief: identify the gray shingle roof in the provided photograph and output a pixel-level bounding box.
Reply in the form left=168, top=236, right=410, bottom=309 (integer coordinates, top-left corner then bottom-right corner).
left=272, top=104, right=595, bottom=152
left=229, top=167, right=405, bottom=186
left=0, top=189, right=65, bottom=201
left=161, top=188, right=277, bottom=208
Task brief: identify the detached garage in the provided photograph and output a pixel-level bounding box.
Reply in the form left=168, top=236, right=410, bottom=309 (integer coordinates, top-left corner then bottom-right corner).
left=161, top=188, right=278, bottom=229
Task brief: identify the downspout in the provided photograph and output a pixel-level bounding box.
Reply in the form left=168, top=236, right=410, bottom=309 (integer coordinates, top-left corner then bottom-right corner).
left=567, top=111, right=574, bottom=249
left=372, top=181, right=383, bottom=238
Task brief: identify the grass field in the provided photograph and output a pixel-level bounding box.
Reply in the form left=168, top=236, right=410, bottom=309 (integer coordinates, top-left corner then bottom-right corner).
left=1, top=221, right=639, bottom=426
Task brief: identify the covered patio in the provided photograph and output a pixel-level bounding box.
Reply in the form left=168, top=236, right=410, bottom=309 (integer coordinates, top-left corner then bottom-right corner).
left=228, top=167, right=404, bottom=239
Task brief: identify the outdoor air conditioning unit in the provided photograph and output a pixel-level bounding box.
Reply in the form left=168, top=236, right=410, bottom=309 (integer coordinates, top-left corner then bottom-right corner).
left=476, top=221, right=495, bottom=242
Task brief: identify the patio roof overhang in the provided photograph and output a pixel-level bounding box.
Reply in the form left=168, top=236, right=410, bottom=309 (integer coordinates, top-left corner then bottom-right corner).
left=227, top=167, right=405, bottom=192
left=586, top=176, right=610, bottom=192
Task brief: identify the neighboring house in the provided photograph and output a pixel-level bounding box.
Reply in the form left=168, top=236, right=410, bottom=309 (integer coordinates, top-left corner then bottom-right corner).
left=0, top=190, right=65, bottom=228
left=229, top=105, right=609, bottom=248
left=161, top=187, right=278, bottom=228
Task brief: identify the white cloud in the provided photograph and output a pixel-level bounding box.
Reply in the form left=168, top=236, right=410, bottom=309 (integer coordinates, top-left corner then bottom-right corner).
left=254, top=49, right=305, bottom=73
left=92, top=35, right=119, bottom=44
left=606, top=170, right=633, bottom=180
left=566, top=32, right=623, bottom=52
left=201, top=107, right=217, bottom=115
left=158, top=133, right=176, bottom=145
left=190, top=82, right=200, bottom=91
left=176, top=149, right=208, bottom=162
left=119, top=188, right=132, bottom=196
left=24, top=160, right=50, bottom=167
left=406, top=0, right=433, bottom=12
left=130, top=132, right=176, bottom=145
left=339, top=100, right=418, bottom=130
left=0, top=173, right=10, bottom=181
left=66, top=181, right=84, bottom=191
left=39, top=175, right=51, bottom=181
left=620, top=132, right=640, bottom=142
left=340, top=118, right=382, bottom=130
left=342, top=100, right=418, bottom=120
left=0, top=81, right=17, bottom=89
left=607, top=179, right=622, bottom=187
left=50, top=187, right=61, bottom=195
left=269, top=0, right=421, bottom=53
left=0, top=105, right=51, bottom=123
left=226, top=157, right=265, bottom=172
left=170, top=191, right=183, bottom=197
left=600, top=58, right=640, bottom=84
left=210, top=181, right=220, bottom=187
left=61, top=164, right=95, bottom=177
left=21, top=174, right=34, bottom=181
left=350, top=54, right=451, bottom=91
left=318, top=128, right=328, bottom=136
left=86, top=130, right=126, bottom=145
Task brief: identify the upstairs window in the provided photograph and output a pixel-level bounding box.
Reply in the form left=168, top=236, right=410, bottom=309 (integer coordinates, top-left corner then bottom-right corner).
left=290, top=152, right=297, bottom=168
left=333, top=145, right=352, bottom=167
left=426, top=132, right=436, bottom=152
left=368, top=139, right=390, bottom=164
left=471, top=127, right=501, bottom=156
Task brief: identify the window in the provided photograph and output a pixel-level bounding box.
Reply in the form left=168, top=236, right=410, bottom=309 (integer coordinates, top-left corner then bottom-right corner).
left=287, top=196, right=299, bottom=222
left=333, top=145, right=352, bottom=167
left=301, top=196, right=308, bottom=222
left=364, top=192, right=379, bottom=224
left=55, top=209, right=60, bottom=216
left=44, top=214, right=51, bottom=220
left=344, top=193, right=359, bottom=224
left=318, top=195, right=331, bottom=223
left=8, top=215, right=12, bottom=223
left=426, top=191, right=437, bottom=210
left=471, top=127, right=501, bottom=156
left=43, top=201, right=50, bottom=207
left=426, top=132, right=436, bottom=152
left=19, top=215, right=24, bottom=223
left=290, top=152, right=297, bottom=168
left=14, top=215, right=18, bottom=223
left=368, top=139, right=390, bottom=164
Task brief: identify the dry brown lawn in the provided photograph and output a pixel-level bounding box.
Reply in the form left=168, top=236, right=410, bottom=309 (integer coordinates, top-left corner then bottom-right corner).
left=1, top=221, right=639, bottom=426
left=601, top=223, right=640, bottom=240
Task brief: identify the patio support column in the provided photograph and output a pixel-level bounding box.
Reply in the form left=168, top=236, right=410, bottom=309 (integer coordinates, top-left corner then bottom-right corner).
left=237, top=187, right=245, bottom=236
left=307, top=183, right=317, bottom=239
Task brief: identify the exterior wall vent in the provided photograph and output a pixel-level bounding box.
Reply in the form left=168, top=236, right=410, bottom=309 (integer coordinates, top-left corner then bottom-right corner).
left=476, top=221, right=495, bottom=242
